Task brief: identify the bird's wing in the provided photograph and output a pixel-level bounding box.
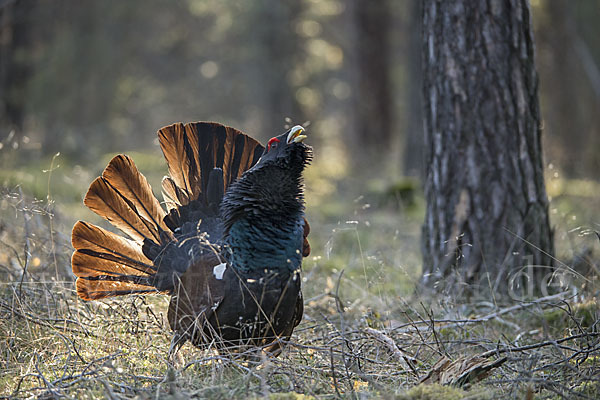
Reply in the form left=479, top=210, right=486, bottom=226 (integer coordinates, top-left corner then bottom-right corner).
left=302, top=217, right=311, bottom=257
left=167, top=253, right=227, bottom=339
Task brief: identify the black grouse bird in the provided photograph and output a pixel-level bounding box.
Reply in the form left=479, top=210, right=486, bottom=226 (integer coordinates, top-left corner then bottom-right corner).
left=71, top=122, right=312, bottom=355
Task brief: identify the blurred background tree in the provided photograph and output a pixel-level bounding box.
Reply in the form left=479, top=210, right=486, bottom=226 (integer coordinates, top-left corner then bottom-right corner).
left=1, top=0, right=599, bottom=293
left=536, top=0, right=600, bottom=178
left=2, top=0, right=599, bottom=178
left=350, top=0, right=392, bottom=163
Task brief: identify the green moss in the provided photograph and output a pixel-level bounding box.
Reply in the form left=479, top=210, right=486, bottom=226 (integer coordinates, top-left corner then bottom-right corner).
left=395, top=384, right=494, bottom=400
left=542, top=300, right=599, bottom=333
left=269, top=393, right=316, bottom=400
left=396, top=384, right=467, bottom=400
left=572, top=300, right=599, bottom=328
left=573, top=380, right=600, bottom=397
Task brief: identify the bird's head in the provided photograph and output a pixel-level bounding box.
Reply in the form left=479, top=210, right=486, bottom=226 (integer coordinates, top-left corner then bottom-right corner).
left=221, top=125, right=312, bottom=237
left=252, top=125, right=312, bottom=173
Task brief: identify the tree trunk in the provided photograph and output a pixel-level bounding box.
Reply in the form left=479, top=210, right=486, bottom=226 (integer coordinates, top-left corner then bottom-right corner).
left=421, top=0, right=554, bottom=296
left=352, top=0, right=392, bottom=160
left=537, top=0, right=600, bottom=178
left=403, top=0, right=424, bottom=178
left=0, top=0, right=34, bottom=132
left=252, top=0, right=304, bottom=136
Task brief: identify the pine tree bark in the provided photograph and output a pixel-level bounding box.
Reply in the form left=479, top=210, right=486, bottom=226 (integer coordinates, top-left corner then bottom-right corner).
left=421, top=0, right=554, bottom=295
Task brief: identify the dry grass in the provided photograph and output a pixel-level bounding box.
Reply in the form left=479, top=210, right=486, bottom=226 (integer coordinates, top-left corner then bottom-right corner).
left=1, top=172, right=599, bottom=399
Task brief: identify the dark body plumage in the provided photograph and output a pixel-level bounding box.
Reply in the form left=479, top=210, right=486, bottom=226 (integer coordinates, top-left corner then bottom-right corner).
left=72, top=122, right=311, bottom=354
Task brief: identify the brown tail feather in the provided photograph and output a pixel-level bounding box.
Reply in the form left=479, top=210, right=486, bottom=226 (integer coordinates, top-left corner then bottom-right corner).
left=158, top=123, right=198, bottom=205
left=72, top=221, right=160, bottom=300
left=224, top=132, right=265, bottom=187
left=72, top=221, right=155, bottom=274
left=158, top=122, right=264, bottom=207
left=72, top=252, right=154, bottom=280
left=74, top=154, right=170, bottom=301
left=101, top=155, right=171, bottom=237
left=302, top=217, right=311, bottom=258
left=161, top=176, right=190, bottom=210
left=84, top=155, right=168, bottom=244
left=76, top=278, right=158, bottom=301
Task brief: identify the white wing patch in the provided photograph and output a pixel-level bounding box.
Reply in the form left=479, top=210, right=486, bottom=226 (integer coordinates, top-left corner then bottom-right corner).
left=213, top=262, right=227, bottom=280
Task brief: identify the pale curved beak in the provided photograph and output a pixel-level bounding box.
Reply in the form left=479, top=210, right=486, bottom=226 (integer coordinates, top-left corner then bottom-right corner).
left=287, top=125, right=307, bottom=144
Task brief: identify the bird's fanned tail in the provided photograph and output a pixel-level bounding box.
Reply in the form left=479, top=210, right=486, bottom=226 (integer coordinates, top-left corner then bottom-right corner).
left=72, top=154, right=169, bottom=300
left=72, top=122, right=269, bottom=301
left=158, top=122, right=264, bottom=229
left=158, top=122, right=264, bottom=208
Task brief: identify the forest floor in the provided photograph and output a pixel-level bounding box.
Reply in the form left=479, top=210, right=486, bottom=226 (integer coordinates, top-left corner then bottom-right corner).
left=1, top=151, right=599, bottom=399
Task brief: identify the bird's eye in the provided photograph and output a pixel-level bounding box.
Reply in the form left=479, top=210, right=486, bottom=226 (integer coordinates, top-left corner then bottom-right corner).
left=267, top=137, right=280, bottom=152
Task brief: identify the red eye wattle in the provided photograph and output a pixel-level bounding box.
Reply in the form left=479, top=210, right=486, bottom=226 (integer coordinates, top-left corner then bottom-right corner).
left=267, top=137, right=280, bottom=152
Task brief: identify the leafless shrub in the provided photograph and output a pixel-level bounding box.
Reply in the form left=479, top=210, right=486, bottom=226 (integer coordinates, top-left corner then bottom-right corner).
left=1, top=192, right=599, bottom=399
